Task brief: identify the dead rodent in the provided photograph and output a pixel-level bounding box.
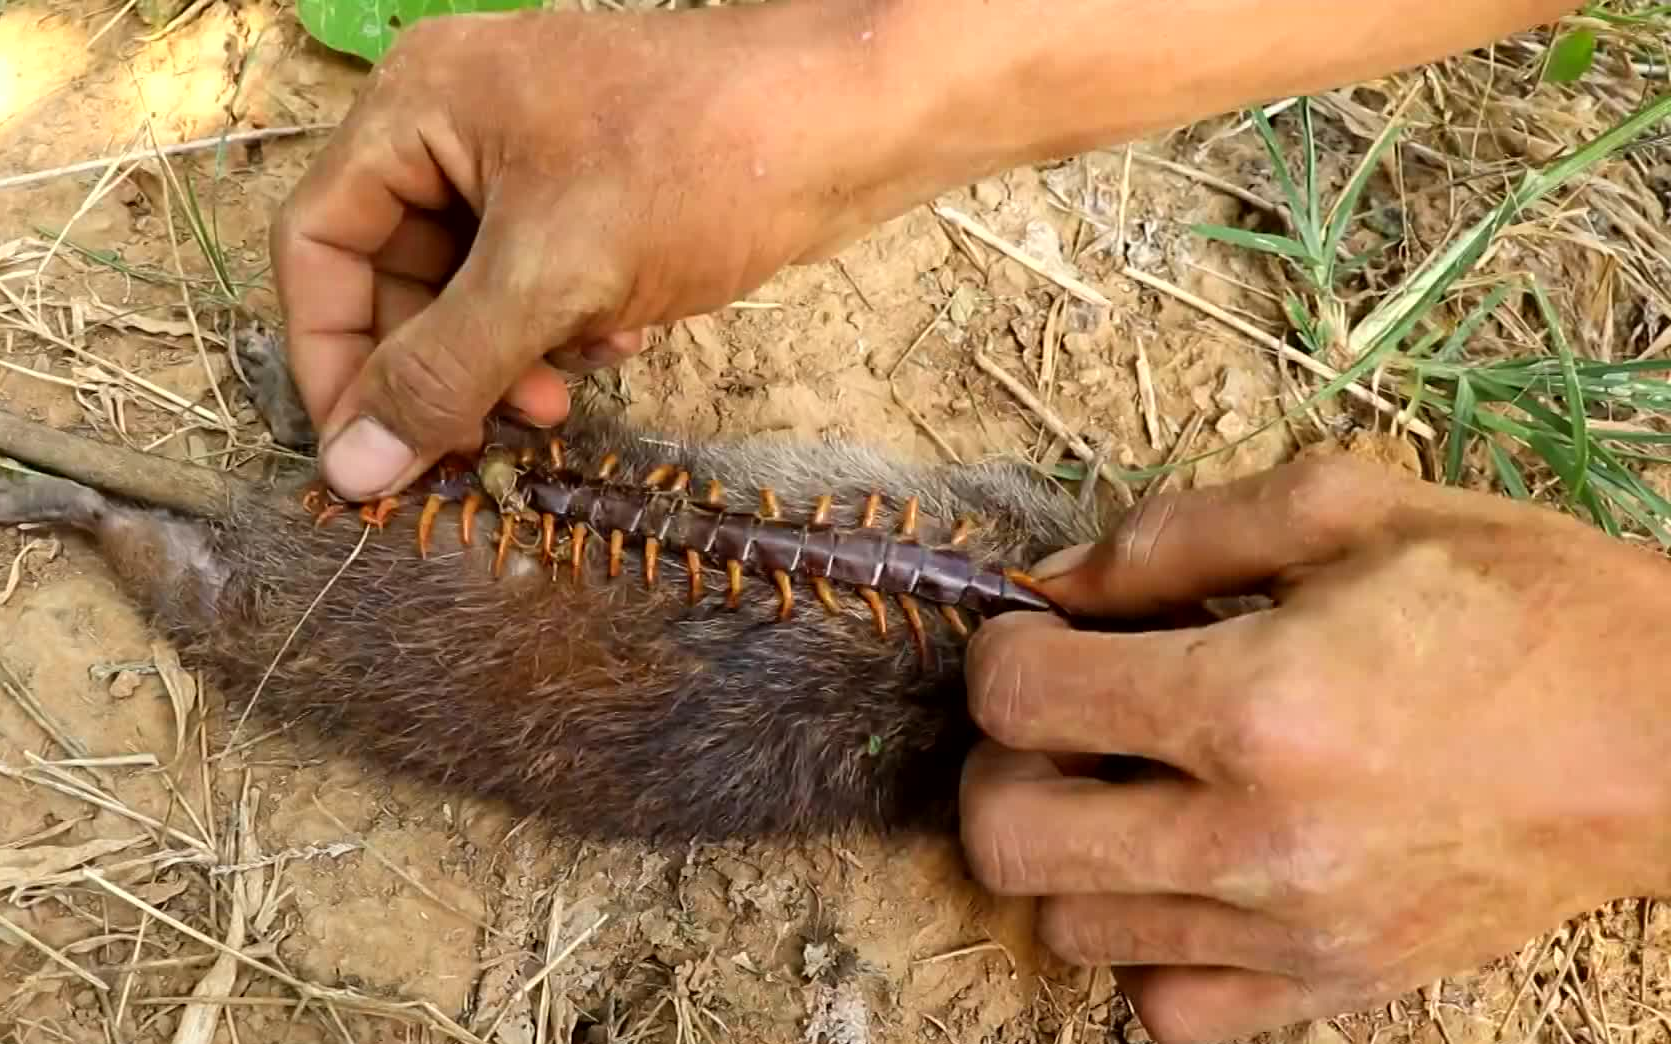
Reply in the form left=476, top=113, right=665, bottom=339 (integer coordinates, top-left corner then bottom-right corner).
left=0, top=328, right=1107, bottom=845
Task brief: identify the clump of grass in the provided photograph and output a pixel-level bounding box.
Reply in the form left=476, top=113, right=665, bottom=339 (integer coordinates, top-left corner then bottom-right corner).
left=1191, top=84, right=1671, bottom=543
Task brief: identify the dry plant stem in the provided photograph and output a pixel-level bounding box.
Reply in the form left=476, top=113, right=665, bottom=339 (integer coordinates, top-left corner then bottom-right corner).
left=1119, top=266, right=1439, bottom=440
left=932, top=204, right=1113, bottom=307
left=0, top=125, right=335, bottom=193
left=973, top=347, right=1136, bottom=506
left=0, top=410, right=246, bottom=517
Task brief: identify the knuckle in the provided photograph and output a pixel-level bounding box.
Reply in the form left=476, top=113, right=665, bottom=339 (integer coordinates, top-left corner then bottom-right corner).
left=1108, top=488, right=1180, bottom=573
left=1279, top=453, right=1382, bottom=541
left=369, top=341, right=480, bottom=444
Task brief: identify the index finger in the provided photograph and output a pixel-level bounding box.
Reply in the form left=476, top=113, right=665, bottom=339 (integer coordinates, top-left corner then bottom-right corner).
left=268, top=102, right=461, bottom=431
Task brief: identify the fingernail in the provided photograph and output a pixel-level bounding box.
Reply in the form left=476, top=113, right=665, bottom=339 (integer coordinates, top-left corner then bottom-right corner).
left=1029, top=543, right=1094, bottom=580
left=321, top=416, right=415, bottom=501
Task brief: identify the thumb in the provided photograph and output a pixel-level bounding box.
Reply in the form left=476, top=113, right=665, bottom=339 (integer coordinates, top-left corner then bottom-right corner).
left=315, top=229, right=593, bottom=502
left=1028, top=455, right=1397, bottom=618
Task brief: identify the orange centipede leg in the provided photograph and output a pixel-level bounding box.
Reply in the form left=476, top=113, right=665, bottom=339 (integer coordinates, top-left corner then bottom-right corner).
left=596, top=453, right=619, bottom=480
left=898, top=496, right=919, bottom=539
left=939, top=604, right=970, bottom=639
left=312, top=503, right=346, bottom=528
left=359, top=496, right=400, bottom=530
left=668, top=470, right=691, bottom=494
left=812, top=576, right=840, bottom=615
left=516, top=445, right=537, bottom=468
left=860, top=492, right=882, bottom=528
left=459, top=493, right=482, bottom=546
left=703, top=480, right=725, bottom=508
left=771, top=570, right=793, bottom=621
left=949, top=518, right=972, bottom=546
left=300, top=484, right=329, bottom=516
left=608, top=529, right=624, bottom=578
left=1003, top=568, right=1058, bottom=606
left=570, top=524, right=587, bottom=581
left=898, top=594, right=929, bottom=663
left=644, top=537, right=659, bottom=586
left=811, top=494, right=833, bottom=526
left=417, top=495, right=444, bottom=559
left=643, top=464, right=677, bottom=489
left=759, top=488, right=781, bottom=521
left=540, top=514, right=557, bottom=563
left=547, top=437, right=565, bottom=471
left=726, top=560, right=743, bottom=609
left=493, top=515, right=515, bottom=579
left=858, top=587, right=888, bottom=637
left=686, top=549, right=704, bottom=604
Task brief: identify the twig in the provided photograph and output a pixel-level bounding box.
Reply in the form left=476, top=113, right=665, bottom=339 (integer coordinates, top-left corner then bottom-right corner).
left=477, top=912, right=611, bottom=1042
left=0, top=125, right=335, bottom=193
left=1119, top=266, right=1439, bottom=440
left=0, top=409, right=250, bottom=517
left=973, top=346, right=1135, bottom=506
left=932, top=204, right=1113, bottom=308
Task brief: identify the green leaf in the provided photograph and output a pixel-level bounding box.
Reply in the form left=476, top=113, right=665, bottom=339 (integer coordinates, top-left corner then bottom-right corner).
left=1444, top=377, right=1478, bottom=485
left=1192, top=224, right=1315, bottom=261
left=1544, top=29, right=1599, bottom=83
left=297, top=0, right=542, bottom=63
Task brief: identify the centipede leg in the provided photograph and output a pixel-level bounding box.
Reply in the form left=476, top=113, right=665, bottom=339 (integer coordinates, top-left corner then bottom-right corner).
left=546, top=437, right=565, bottom=472
left=811, top=494, right=833, bottom=526
left=898, top=496, right=919, bottom=539
left=939, top=604, right=970, bottom=639
left=596, top=453, right=619, bottom=481
left=686, top=549, right=704, bottom=604
left=758, top=488, right=781, bottom=521
left=643, top=464, right=677, bottom=489
left=858, top=587, right=887, bottom=637
left=812, top=576, right=841, bottom=615
left=860, top=491, right=882, bottom=528
left=540, top=513, right=557, bottom=563
left=608, top=530, right=624, bottom=578
left=771, top=570, right=793, bottom=621
left=459, top=493, right=482, bottom=546
left=417, top=495, right=444, bottom=559
left=644, top=537, right=659, bottom=586
left=570, top=524, right=587, bottom=582
left=949, top=518, right=972, bottom=546
left=898, top=593, right=929, bottom=663
left=726, top=560, right=743, bottom=609
left=667, top=470, right=691, bottom=494
left=493, top=514, right=515, bottom=579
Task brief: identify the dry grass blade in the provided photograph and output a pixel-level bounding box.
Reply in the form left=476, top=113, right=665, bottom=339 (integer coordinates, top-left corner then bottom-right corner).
left=932, top=203, right=1114, bottom=307
left=0, top=125, right=334, bottom=192
left=476, top=912, right=610, bottom=1042
left=0, top=908, right=109, bottom=992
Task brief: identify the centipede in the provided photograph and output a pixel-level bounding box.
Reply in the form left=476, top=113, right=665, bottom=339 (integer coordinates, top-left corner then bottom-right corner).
left=298, top=435, right=1061, bottom=665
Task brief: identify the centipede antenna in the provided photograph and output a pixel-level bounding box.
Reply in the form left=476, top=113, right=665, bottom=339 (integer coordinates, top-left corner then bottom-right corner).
left=460, top=493, right=482, bottom=546
left=860, top=492, right=882, bottom=528
left=417, top=495, right=444, bottom=559
left=812, top=576, right=841, bottom=615
left=859, top=587, right=888, bottom=637
left=939, top=604, right=970, bottom=639
left=570, top=523, right=587, bottom=581
left=812, top=494, right=833, bottom=526
left=759, top=487, right=781, bottom=520
left=644, top=537, right=660, bottom=586
left=546, top=437, right=565, bottom=472
left=596, top=453, right=620, bottom=480
left=493, top=515, right=515, bottom=579
left=686, top=549, right=704, bottom=603
left=898, top=496, right=919, bottom=539
left=541, top=513, right=557, bottom=563
left=771, top=570, right=793, bottom=620
left=726, top=560, right=743, bottom=609
left=898, top=593, right=929, bottom=662
left=608, top=529, right=625, bottom=578
left=643, top=463, right=678, bottom=489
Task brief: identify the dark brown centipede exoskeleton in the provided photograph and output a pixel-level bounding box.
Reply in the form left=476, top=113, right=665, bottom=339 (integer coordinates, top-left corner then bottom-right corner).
left=301, top=437, right=1061, bottom=663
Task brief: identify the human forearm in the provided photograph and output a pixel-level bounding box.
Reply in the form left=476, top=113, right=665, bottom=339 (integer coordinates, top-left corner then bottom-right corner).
left=786, top=0, right=1578, bottom=233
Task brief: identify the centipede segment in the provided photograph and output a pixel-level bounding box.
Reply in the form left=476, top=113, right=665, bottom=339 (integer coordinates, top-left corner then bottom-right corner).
left=307, top=438, right=1060, bottom=665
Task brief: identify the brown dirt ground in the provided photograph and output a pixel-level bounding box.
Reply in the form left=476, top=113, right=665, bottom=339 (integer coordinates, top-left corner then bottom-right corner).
left=1, top=2, right=1668, bottom=1043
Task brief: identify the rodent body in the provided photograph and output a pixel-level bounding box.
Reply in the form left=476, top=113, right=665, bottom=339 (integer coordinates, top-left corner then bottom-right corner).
left=0, top=331, right=1101, bottom=844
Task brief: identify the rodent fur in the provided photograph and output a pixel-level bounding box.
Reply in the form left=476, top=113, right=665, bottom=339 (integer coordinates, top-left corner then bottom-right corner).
left=0, top=329, right=1103, bottom=844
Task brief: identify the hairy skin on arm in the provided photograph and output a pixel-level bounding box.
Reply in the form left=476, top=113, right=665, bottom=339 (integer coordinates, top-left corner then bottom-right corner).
left=269, top=0, right=1578, bottom=501
left=961, top=455, right=1671, bottom=1043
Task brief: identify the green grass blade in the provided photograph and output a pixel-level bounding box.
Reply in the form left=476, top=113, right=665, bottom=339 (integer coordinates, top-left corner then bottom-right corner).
left=1191, top=225, right=1315, bottom=260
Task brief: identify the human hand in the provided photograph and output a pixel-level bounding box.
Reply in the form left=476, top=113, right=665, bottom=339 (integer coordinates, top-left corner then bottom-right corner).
left=269, top=5, right=913, bottom=501
left=959, top=453, right=1671, bottom=1043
